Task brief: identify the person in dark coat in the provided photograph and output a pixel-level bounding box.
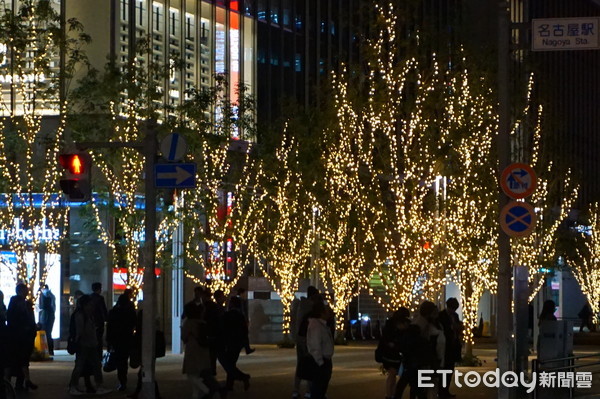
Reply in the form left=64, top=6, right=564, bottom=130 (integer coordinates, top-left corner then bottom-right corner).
left=39, top=284, right=56, bottom=355
left=107, top=294, right=137, bottom=391
left=68, top=295, right=110, bottom=395
left=222, top=296, right=250, bottom=391
left=183, top=286, right=205, bottom=320
left=437, top=298, right=463, bottom=398
left=539, top=300, right=557, bottom=325
left=377, top=308, right=410, bottom=399
left=89, top=282, right=108, bottom=359
left=578, top=302, right=595, bottom=332
left=203, top=288, right=226, bottom=376
left=0, top=289, right=7, bottom=379
left=7, top=283, right=37, bottom=391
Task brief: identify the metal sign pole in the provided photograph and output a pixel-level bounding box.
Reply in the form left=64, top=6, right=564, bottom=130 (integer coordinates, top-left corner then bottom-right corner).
left=140, top=121, right=158, bottom=399
left=498, top=1, right=514, bottom=398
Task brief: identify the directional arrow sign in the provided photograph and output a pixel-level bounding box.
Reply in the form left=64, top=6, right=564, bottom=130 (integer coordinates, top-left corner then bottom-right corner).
left=155, top=163, right=196, bottom=188
left=500, top=163, right=537, bottom=199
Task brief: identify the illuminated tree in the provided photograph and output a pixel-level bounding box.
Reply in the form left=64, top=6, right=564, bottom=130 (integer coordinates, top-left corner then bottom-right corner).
left=181, top=137, right=263, bottom=294
left=442, top=66, right=498, bottom=351
left=509, top=76, right=578, bottom=302
left=359, top=4, right=449, bottom=310
left=316, top=70, right=379, bottom=336
left=0, top=0, right=89, bottom=296
left=249, top=132, right=314, bottom=337
left=568, top=202, right=600, bottom=324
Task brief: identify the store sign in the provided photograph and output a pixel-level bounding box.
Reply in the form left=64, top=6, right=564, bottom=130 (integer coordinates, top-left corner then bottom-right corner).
left=0, top=218, right=61, bottom=243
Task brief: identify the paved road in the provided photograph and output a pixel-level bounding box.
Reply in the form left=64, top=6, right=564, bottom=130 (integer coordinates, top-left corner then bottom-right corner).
left=14, top=343, right=600, bottom=399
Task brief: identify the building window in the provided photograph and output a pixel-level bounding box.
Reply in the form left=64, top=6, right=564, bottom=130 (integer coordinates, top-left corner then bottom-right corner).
left=244, top=0, right=254, bottom=17
left=295, top=54, right=301, bottom=72
left=170, top=8, right=180, bottom=37
left=136, top=0, right=145, bottom=26
left=121, top=0, right=128, bottom=21
left=282, top=0, right=291, bottom=28
left=153, top=2, right=163, bottom=31
left=257, top=0, right=266, bottom=21
left=185, top=13, right=194, bottom=41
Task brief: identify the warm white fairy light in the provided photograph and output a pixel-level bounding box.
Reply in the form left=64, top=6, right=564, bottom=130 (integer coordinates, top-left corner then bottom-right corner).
left=0, top=1, right=69, bottom=301
left=569, top=202, right=600, bottom=324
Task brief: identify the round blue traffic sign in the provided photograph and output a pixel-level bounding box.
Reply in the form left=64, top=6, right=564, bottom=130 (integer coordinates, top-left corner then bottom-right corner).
left=500, top=201, right=537, bottom=237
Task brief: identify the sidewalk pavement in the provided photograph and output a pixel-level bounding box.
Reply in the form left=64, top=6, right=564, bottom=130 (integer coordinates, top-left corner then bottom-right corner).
left=15, top=343, right=600, bottom=399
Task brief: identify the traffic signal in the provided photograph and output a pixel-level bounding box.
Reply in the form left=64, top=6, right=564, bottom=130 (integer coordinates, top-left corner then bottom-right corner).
left=58, top=152, right=92, bottom=202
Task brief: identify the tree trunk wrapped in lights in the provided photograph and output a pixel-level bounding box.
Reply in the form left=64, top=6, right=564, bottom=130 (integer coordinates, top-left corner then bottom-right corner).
left=0, top=1, right=89, bottom=298
left=569, top=202, right=600, bottom=324
left=249, top=133, right=313, bottom=337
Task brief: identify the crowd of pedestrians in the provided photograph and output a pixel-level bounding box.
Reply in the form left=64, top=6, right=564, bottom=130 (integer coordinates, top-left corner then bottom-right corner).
left=181, top=286, right=255, bottom=399
left=375, top=298, right=464, bottom=399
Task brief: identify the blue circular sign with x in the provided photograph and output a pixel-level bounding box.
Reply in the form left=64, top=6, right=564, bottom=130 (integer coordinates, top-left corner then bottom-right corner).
left=500, top=201, right=537, bottom=237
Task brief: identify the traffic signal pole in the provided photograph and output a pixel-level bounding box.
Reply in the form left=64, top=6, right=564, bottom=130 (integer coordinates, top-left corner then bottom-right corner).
left=77, top=120, right=159, bottom=399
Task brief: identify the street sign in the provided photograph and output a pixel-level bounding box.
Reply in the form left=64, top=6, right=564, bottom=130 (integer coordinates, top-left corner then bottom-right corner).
left=500, top=163, right=537, bottom=199
left=500, top=201, right=537, bottom=238
left=532, top=18, right=600, bottom=51
left=155, top=163, right=196, bottom=188
left=160, top=133, right=187, bottom=162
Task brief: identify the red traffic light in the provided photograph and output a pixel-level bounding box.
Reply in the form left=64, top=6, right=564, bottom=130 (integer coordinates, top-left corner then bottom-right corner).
left=59, top=154, right=86, bottom=175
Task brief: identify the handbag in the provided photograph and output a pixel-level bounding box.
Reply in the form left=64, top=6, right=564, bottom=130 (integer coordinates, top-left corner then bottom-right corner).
left=102, top=350, right=117, bottom=373
left=66, top=335, right=78, bottom=355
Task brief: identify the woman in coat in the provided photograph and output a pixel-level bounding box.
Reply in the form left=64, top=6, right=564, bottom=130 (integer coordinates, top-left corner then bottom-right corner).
left=6, top=284, right=37, bottom=391
left=106, top=294, right=137, bottom=391
left=182, top=307, right=226, bottom=399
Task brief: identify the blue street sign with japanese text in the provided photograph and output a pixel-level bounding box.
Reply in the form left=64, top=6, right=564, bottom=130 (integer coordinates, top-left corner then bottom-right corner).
left=155, top=163, right=196, bottom=188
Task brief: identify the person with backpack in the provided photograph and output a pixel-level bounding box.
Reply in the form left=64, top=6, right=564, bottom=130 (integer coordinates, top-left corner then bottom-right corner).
left=68, top=295, right=110, bottom=396
left=106, top=294, right=137, bottom=391
left=376, top=308, right=410, bottom=399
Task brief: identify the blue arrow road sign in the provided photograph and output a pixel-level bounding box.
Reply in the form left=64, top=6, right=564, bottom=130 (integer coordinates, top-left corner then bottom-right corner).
left=155, top=163, right=196, bottom=188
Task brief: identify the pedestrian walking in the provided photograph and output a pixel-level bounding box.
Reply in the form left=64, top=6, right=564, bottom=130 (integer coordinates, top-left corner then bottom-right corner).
left=231, top=287, right=255, bottom=355
left=182, top=308, right=226, bottom=398
left=376, top=308, right=410, bottom=399
left=183, top=286, right=205, bottom=320
left=0, top=289, right=7, bottom=382
left=222, top=296, right=251, bottom=392
left=396, top=301, right=445, bottom=399
left=203, top=288, right=226, bottom=376
left=106, top=294, right=137, bottom=392
left=68, top=294, right=110, bottom=396
left=291, top=286, right=320, bottom=399
left=39, top=284, right=56, bottom=355
left=306, top=301, right=335, bottom=399
left=6, top=283, right=38, bottom=391
left=578, top=302, right=595, bottom=332
left=437, top=298, right=462, bottom=398
left=89, top=282, right=108, bottom=359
